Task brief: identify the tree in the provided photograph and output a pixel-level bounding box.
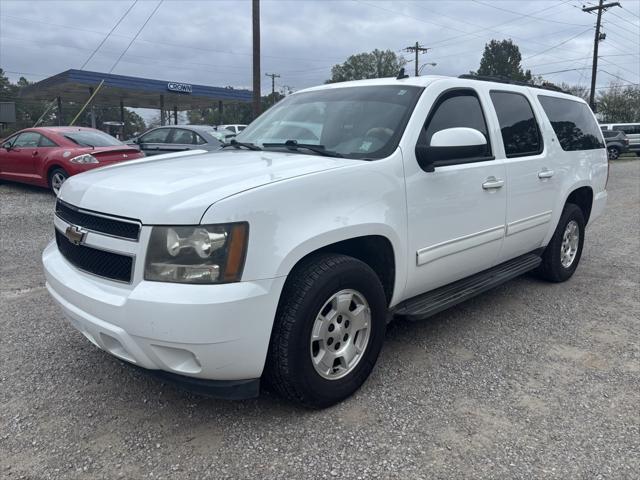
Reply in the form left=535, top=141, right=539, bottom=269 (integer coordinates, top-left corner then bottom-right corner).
left=559, top=83, right=590, bottom=102
left=472, top=39, right=532, bottom=82
left=326, top=49, right=405, bottom=84
left=0, top=68, right=15, bottom=99
left=596, top=82, right=640, bottom=122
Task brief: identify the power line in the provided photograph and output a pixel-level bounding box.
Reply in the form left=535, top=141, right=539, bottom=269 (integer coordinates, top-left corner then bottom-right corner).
left=0, top=14, right=344, bottom=64
left=472, top=0, right=591, bottom=26
left=80, top=0, right=138, bottom=70
left=523, top=27, right=593, bottom=60
left=108, top=0, right=163, bottom=74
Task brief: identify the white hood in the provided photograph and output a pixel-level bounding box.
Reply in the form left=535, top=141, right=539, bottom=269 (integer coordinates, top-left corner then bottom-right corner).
left=59, top=150, right=352, bottom=224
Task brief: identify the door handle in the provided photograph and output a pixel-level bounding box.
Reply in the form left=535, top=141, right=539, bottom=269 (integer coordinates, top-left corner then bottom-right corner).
left=32, top=151, right=38, bottom=156
left=482, top=177, right=505, bottom=190
left=538, top=168, right=554, bottom=179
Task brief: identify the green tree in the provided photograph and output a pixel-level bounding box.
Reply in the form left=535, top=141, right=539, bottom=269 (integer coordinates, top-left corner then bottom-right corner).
left=559, top=83, right=590, bottom=102
left=472, top=39, right=532, bottom=82
left=326, top=49, right=405, bottom=84
left=0, top=68, right=16, bottom=99
left=596, top=82, right=640, bottom=122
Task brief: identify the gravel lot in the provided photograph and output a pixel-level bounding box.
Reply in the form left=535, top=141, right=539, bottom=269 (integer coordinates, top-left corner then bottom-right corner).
left=1, top=161, right=638, bottom=480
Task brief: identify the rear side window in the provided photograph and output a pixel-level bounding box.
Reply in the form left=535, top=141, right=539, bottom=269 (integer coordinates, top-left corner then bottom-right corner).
left=602, top=130, right=621, bottom=138
left=39, top=135, right=57, bottom=147
left=538, top=96, right=604, bottom=151
left=490, top=91, right=542, bottom=157
left=170, top=128, right=197, bottom=144
left=613, top=124, right=640, bottom=135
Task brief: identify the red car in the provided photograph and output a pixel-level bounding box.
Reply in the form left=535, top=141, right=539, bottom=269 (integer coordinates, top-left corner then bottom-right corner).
left=0, top=127, right=145, bottom=195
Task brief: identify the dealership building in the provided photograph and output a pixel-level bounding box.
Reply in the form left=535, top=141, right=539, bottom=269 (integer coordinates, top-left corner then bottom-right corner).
left=19, top=69, right=253, bottom=136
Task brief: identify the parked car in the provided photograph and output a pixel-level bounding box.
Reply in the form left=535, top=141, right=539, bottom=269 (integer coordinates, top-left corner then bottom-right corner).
left=0, top=127, right=144, bottom=195
left=600, top=122, right=640, bottom=156
left=43, top=75, right=607, bottom=408
left=217, top=124, right=247, bottom=134
left=126, top=125, right=223, bottom=156
left=601, top=130, right=629, bottom=159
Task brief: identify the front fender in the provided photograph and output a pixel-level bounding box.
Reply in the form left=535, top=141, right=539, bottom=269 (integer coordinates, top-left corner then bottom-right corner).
left=202, top=151, right=409, bottom=305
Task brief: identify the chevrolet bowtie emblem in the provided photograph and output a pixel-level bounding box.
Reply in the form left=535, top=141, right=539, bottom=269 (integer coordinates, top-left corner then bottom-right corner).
left=65, top=225, right=87, bottom=245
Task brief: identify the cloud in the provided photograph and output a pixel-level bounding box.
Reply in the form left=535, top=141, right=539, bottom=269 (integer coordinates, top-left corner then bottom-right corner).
left=0, top=0, right=637, bottom=94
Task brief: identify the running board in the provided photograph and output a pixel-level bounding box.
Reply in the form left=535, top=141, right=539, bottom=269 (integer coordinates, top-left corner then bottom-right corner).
left=392, top=253, right=542, bottom=321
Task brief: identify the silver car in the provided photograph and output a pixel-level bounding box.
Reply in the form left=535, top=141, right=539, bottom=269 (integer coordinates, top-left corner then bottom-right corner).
left=127, top=125, right=224, bottom=156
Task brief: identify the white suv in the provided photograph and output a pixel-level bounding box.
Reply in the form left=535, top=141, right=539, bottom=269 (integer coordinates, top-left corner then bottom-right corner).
left=43, top=75, right=608, bottom=408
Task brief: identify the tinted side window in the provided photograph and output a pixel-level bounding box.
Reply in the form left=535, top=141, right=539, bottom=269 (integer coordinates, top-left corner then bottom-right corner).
left=13, top=132, right=41, bottom=148
left=171, top=129, right=197, bottom=144
left=538, top=96, right=604, bottom=151
left=490, top=91, right=542, bottom=157
left=613, top=124, right=640, bottom=135
left=423, top=89, right=491, bottom=161
left=140, top=128, right=171, bottom=144
left=39, top=135, right=58, bottom=147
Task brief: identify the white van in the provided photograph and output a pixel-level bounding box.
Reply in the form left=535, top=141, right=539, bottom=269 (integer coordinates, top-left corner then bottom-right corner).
left=600, top=123, right=640, bottom=156
left=43, top=75, right=608, bottom=407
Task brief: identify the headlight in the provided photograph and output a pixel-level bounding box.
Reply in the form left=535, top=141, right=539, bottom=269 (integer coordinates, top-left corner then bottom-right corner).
left=70, top=153, right=99, bottom=164
left=144, top=223, right=248, bottom=284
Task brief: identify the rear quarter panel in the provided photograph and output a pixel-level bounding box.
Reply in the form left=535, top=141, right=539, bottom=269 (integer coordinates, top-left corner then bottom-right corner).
left=528, top=91, right=608, bottom=244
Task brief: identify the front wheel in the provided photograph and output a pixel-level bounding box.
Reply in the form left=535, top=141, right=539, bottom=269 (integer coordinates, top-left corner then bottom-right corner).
left=264, top=254, right=387, bottom=408
left=48, top=168, right=68, bottom=196
left=536, top=203, right=585, bottom=283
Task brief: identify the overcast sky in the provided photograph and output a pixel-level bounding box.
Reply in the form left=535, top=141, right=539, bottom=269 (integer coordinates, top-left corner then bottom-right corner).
left=1, top=0, right=638, bottom=95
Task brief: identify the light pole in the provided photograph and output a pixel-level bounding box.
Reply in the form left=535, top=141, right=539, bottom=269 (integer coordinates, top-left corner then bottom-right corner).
left=418, top=62, right=437, bottom=75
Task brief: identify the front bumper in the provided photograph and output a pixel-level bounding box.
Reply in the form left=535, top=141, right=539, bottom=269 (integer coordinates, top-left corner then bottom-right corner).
left=43, top=241, right=286, bottom=385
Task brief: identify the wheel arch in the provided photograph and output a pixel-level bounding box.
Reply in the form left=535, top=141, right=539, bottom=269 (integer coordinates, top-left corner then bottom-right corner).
left=45, top=163, right=68, bottom=185
left=276, top=227, right=401, bottom=307
left=565, top=185, right=594, bottom=224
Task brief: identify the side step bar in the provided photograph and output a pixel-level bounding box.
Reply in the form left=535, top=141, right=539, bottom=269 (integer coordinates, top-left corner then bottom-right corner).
left=392, top=253, right=542, bottom=321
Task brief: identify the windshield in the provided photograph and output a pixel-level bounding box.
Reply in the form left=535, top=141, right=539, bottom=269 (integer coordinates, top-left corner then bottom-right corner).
left=236, top=85, right=423, bottom=159
left=64, top=130, right=123, bottom=147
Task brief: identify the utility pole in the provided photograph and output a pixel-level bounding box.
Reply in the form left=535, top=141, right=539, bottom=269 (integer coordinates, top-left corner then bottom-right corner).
left=265, top=73, right=281, bottom=105
left=252, top=0, right=261, bottom=118
left=404, top=42, right=430, bottom=77
left=583, top=0, right=620, bottom=111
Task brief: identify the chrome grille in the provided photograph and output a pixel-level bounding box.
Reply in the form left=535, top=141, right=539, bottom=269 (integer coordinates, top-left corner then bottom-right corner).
left=55, top=200, right=140, bottom=241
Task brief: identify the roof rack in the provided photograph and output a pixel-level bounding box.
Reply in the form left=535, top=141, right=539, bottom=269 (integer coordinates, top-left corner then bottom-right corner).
left=458, top=74, right=569, bottom=94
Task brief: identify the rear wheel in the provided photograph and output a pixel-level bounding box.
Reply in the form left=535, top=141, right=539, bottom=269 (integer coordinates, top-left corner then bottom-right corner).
left=607, top=146, right=620, bottom=160
left=265, top=254, right=387, bottom=408
left=536, top=203, right=585, bottom=282
left=48, top=168, right=68, bottom=196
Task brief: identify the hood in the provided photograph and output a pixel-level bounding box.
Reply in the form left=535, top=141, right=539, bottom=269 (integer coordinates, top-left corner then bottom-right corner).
left=58, top=149, right=353, bottom=224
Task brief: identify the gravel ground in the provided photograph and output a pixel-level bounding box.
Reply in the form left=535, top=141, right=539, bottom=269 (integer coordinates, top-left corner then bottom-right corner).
left=1, top=161, right=638, bottom=480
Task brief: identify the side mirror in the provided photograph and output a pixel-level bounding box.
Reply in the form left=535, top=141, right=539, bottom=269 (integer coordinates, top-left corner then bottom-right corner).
left=416, top=127, right=488, bottom=172
left=2, top=142, right=12, bottom=151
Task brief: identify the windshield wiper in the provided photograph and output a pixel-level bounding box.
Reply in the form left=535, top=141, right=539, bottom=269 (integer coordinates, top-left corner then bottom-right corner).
left=262, top=140, right=343, bottom=158
left=221, top=139, right=262, bottom=151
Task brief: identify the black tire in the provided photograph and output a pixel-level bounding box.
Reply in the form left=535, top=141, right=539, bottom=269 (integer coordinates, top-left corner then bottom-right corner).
left=607, top=146, right=620, bottom=160
left=264, top=253, right=387, bottom=408
left=48, top=168, right=68, bottom=196
left=536, top=203, right=585, bottom=283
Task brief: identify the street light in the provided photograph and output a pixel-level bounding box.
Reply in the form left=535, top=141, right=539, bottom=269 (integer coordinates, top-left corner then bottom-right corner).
left=418, top=62, right=437, bottom=75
